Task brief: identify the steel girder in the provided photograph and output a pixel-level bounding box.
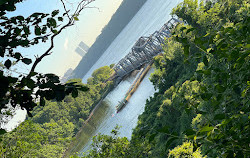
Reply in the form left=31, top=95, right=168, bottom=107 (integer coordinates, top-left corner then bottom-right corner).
left=113, top=17, right=181, bottom=79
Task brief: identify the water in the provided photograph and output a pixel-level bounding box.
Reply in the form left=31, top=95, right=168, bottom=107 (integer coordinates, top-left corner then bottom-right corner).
left=78, top=0, right=183, bottom=154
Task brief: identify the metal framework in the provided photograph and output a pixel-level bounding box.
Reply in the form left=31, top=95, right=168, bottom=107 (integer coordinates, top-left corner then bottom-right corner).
left=113, top=17, right=181, bottom=78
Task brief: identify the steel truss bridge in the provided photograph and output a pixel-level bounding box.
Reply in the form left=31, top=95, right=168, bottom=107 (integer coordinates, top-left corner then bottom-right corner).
left=113, top=17, right=182, bottom=81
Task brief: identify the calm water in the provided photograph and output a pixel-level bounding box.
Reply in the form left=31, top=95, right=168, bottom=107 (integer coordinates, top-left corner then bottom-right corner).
left=79, top=0, right=183, bottom=154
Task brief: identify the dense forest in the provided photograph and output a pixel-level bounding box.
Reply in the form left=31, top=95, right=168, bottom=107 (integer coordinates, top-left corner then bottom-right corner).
left=71, top=0, right=147, bottom=79
left=1, top=0, right=249, bottom=158
left=80, top=0, right=249, bottom=157
left=0, top=66, right=114, bottom=157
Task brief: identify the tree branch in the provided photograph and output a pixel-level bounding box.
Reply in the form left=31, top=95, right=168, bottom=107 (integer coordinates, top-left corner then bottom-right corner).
left=28, top=0, right=95, bottom=77
left=60, top=0, right=70, bottom=20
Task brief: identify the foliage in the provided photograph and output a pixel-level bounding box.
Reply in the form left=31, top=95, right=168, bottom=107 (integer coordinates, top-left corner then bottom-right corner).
left=0, top=66, right=114, bottom=157
left=81, top=126, right=130, bottom=158
left=102, top=0, right=249, bottom=157
left=168, top=141, right=205, bottom=158
left=125, top=36, right=200, bottom=157
left=1, top=0, right=249, bottom=157
left=0, top=0, right=93, bottom=130
left=172, top=0, right=250, bottom=156
left=75, top=1, right=249, bottom=157
left=87, top=65, right=114, bottom=85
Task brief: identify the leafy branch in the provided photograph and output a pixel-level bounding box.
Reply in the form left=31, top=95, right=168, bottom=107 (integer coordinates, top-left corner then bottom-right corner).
left=29, top=0, right=95, bottom=75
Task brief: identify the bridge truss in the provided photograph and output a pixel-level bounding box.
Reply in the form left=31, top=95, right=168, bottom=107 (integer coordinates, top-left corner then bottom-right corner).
left=113, top=17, right=182, bottom=79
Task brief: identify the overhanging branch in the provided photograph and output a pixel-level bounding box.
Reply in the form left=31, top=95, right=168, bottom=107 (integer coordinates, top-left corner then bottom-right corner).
left=28, top=0, right=95, bottom=77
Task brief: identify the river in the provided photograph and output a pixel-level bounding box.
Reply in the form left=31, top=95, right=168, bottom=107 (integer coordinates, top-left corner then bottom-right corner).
left=78, top=0, right=183, bottom=154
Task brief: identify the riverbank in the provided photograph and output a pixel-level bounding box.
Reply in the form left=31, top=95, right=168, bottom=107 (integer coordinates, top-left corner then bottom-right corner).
left=62, top=81, right=114, bottom=157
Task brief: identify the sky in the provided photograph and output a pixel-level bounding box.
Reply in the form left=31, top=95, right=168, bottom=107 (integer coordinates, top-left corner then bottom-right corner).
left=10, top=0, right=123, bottom=77
left=3, top=0, right=123, bottom=131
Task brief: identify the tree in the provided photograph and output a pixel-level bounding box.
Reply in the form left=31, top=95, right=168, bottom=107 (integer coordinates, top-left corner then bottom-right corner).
left=0, top=0, right=94, bottom=132
left=168, top=141, right=205, bottom=158
left=81, top=126, right=130, bottom=158
left=128, top=0, right=249, bottom=157
left=172, top=0, right=249, bottom=156
left=0, top=66, right=115, bottom=157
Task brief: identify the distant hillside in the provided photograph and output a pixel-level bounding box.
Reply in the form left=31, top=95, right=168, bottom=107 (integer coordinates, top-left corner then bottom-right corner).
left=71, top=0, right=147, bottom=79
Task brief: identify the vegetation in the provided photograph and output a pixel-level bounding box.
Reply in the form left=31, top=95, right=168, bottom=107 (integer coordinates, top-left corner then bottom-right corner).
left=0, top=66, right=114, bottom=157
left=82, top=0, right=249, bottom=157
left=0, top=0, right=93, bottom=133
left=80, top=126, right=130, bottom=158
left=168, top=141, right=204, bottom=158
left=1, top=0, right=249, bottom=157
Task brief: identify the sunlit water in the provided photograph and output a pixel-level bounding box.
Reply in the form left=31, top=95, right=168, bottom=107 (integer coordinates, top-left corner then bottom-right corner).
left=78, top=0, right=183, bottom=154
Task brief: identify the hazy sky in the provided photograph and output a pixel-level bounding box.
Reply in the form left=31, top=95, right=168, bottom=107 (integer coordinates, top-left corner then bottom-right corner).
left=12, top=0, right=123, bottom=77
left=3, top=0, right=123, bottom=131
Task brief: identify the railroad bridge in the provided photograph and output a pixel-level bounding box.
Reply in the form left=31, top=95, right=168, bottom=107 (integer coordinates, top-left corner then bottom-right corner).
left=113, top=17, right=182, bottom=81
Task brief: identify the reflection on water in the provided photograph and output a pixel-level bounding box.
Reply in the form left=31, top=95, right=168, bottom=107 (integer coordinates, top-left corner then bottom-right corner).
left=78, top=0, right=184, bottom=155
left=78, top=68, right=155, bottom=154
left=68, top=101, right=110, bottom=155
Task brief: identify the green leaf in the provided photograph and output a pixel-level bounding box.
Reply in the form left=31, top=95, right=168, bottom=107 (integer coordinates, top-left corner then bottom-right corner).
left=215, top=84, right=226, bottom=93
left=48, top=18, right=57, bottom=28
left=72, top=89, right=78, bottom=98
left=203, top=56, right=208, bottom=66
left=157, top=126, right=169, bottom=133
left=4, top=59, right=11, bottom=69
left=25, top=78, right=35, bottom=89
left=74, top=16, right=79, bottom=21
left=79, top=86, right=89, bottom=91
left=201, top=93, right=212, bottom=101
left=207, top=48, right=212, bottom=53
left=14, top=27, right=22, bottom=35
left=183, top=129, right=196, bottom=136
left=233, top=85, right=241, bottom=94
left=194, top=37, right=202, bottom=45
left=14, top=52, right=22, bottom=59
left=186, top=27, right=195, bottom=34
left=199, top=125, right=214, bottom=133
left=35, top=26, right=41, bottom=35
left=184, top=45, right=190, bottom=57
left=221, top=119, right=231, bottom=126
left=52, top=10, right=59, bottom=17
left=214, top=114, right=225, bottom=120
left=23, top=26, right=30, bottom=35
left=31, top=12, right=41, bottom=17
left=16, top=16, right=24, bottom=21
left=0, top=129, right=7, bottom=135
left=203, top=70, right=211, bottom=75
left=58, top=17, right=63, bottom=21
left=52, top=29, right=58, bottom=34
left=41, top=26, right=47, bottom=34
left=247, top=81, right=250, bottom=86
left=165, top=137, right=177, bottom=150
left=180, top=26, right=187, bottom=31
left=20, top=40, right=29, bottom=46
left=244, top=44, right=250, bottom=49
left=149, top=133, right=157, bottom=142
left=203, top=33, right=210, bottom=37
left=22, top=58, right=32, bottom=65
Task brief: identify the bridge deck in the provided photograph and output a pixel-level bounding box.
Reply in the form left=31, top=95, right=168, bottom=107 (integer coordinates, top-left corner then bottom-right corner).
left=113, top=17, right=181, bottom=80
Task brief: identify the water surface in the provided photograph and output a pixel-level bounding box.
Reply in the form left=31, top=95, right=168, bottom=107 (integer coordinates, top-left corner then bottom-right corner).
left=79, top=0, right=183, bottom=154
